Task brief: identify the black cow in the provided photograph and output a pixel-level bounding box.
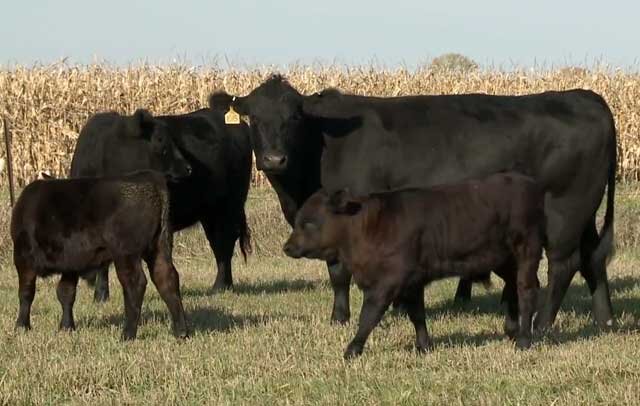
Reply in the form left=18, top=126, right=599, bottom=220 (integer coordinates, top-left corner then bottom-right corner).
left=284, top=173, right=545, bottom=358
left=210, top=75, right=616, bottom=331
left=70, top=108, right=252, bottom=301
left=11, top=171, right=188, bottom=339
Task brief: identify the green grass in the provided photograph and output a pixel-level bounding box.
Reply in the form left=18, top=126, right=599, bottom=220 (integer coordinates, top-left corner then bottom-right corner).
left=1, top=187, right=640, bottom=405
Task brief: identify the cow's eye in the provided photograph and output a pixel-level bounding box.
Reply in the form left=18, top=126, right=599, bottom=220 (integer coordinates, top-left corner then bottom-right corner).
left=303, top=222, right=318, bottom=231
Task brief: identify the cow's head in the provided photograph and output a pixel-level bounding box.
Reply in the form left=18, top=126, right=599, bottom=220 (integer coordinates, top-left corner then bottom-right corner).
left=283, top=189, right=363, bottom=261
left=209, top=75, right=305, bottom=173
left=128, top=109, right=192, bottom=180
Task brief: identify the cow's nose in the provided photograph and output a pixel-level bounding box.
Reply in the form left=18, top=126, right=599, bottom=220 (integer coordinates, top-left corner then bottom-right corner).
left=263, top=154, right=287, bottom=171
left=283, top=242, right=298, bottom=258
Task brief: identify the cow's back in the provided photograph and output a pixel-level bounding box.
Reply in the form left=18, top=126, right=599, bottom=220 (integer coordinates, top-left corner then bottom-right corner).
left=69, top=112, right=124, bottom=177
left=320, top=89, right=614, bottom=198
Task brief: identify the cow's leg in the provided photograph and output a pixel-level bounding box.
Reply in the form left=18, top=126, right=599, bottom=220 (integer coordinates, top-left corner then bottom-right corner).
left=401, top=287, right=432, bottom=353
left=57, top=273, right=79, bottom=331
left=579, top=220, right=615, bottom=329
left=454, top=278, right=473, bottom=303
left=535, top=252, right=579, bottom=332
left=344, top=285, right=395, bottom=359
left=114, top=258, right=147, bottom=340
left=93, top=266, right=110, bottom=303
left=327, top=261, right=352, bottom=324
left=144, top=252, right=188, bottom=338
left=202, top=219, right=235, bottom=293
left=15, top=265, right=37, bottom=330
left=515, top=257, right=540, bottom=349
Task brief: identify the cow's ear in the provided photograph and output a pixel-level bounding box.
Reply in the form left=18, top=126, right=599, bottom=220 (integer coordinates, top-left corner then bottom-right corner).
left=209, top=92, right=250, bottom=115
left=131, top=108, right=155, bottom=139
left=303, top=94, right=362, bottom=138
left=328, top=189, right=362, bottom=215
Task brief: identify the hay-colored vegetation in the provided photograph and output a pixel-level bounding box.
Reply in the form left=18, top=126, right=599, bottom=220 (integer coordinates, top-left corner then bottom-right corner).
left=1, top=64, right=640, bottom=188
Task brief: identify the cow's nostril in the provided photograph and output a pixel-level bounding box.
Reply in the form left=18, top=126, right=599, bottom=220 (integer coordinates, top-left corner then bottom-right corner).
left=264, top=154, right=287, bottom=169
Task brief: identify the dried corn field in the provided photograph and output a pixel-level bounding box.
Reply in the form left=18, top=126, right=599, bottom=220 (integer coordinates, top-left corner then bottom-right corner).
left=1, top=64, right=640, bottom=187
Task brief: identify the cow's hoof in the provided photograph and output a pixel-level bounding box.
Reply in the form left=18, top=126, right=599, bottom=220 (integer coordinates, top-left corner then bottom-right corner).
left=415, top=341, right=433, bottom=354
left=595, top=316, right=617, bottom=332
left=14, top=321, right=31, bottom=331
left=59, top=323, right=76, bottom=332
left=504, top=318, right=519, bottom=340
left=173, top=327, right=190, bottom=339
left=121, top=331, right=137, bottom=341
left=344, top=344, right=363, bottom=360
left=515, top=337, right=532, bottom=350
left=330, top=314, right=350, bottom=325
left=331, top=316, right=349, bottom=326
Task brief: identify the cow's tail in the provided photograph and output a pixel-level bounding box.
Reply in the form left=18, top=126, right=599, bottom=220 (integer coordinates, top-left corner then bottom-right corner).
left=158, top=184, right=174, bottom=261
left=238, top=209, right=252, bottom=262
left=591, top=121, right=617, bottom=268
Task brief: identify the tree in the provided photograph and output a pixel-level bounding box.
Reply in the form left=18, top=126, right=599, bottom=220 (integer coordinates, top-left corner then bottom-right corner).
left=430, top=53, right=479, bottom=73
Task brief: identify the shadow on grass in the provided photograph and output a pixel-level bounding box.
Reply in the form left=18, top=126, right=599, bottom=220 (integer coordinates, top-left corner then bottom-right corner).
left=181, top=278, right=321, bottom=298
left=94, top=304, right=311, bottom=335
left=388, top=275, right=640, bottom=348
left=422, top=275, right=640, bottom=319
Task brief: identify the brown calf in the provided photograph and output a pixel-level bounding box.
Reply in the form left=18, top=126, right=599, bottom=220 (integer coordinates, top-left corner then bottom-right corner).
left=10, top=170, right=187, bottom=340
left=284, top=173, right=544, bottom=358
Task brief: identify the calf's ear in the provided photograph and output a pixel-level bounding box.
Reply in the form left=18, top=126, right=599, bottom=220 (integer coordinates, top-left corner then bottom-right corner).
left=328, top=189, right=362, bottom=215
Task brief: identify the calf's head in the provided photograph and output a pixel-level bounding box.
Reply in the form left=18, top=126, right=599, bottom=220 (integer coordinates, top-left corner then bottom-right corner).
left=283, top=189, right=363, bottom=262
left=129, top=109, right=192, bottom=180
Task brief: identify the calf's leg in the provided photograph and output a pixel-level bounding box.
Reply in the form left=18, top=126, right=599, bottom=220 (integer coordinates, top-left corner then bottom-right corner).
left=401, top=287, right=432, bottom=352
left=493, top=260, right=519, bottom=339
left=145, top=253, right=188, bottom=338
left=15, top=265, right=37, bottom=330
left=327, top=261, right=352, bottom=324
left=57, top=273, right=79, bottom=331
left=344, top=286, right=395, bottom=359
left=114, top=258, right=147, bottom=340
left=516, top=258, right=540, bottom=349
left=502, top=282, right=519, bottom=340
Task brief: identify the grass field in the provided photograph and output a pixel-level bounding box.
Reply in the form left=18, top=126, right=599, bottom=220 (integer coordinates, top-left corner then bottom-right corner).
left=1, top=187, right=640, bottom=405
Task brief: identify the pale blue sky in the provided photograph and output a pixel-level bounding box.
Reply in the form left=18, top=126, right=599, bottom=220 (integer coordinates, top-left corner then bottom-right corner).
left=1, top=0, right=638, bottom=69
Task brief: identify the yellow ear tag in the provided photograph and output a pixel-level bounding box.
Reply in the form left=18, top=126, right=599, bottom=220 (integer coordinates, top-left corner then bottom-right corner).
left=225, top=106, right=240, bottom=125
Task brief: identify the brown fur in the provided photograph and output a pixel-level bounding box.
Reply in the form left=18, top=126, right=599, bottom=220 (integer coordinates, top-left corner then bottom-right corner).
left=10, top=170, right=188, bottom=340
left=284, top=172, right=544, bottom=358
